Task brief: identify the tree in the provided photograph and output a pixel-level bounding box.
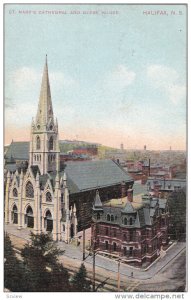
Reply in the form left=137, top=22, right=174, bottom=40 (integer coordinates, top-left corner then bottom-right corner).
left=168, top=188, right=186, bottom=241
left=71, top=263, right=92, bottom=292
left=21, top=232, right=70, bottom=291
left=4, top=233, right=30, bottom=292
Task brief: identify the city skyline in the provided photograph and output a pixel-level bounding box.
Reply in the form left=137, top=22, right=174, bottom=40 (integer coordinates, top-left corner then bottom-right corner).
left=4, top=4, right=187, bottom=150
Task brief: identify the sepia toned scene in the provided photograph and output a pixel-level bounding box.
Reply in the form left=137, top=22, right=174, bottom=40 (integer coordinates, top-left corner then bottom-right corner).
left=4, top=4, right=187, bottom=293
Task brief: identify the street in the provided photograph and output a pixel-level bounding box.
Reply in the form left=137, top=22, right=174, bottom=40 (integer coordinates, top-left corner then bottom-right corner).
left=4, top=224, right=186, bottom=292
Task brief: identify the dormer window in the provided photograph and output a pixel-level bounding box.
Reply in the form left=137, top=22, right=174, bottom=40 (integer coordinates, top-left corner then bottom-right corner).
left=107, top=214, right=110, bottom=221
left=124, top=217, right=128, bottom=225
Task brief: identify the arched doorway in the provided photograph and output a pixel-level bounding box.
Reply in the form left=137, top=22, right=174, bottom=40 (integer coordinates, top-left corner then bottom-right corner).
left=25, top=206, right=34, bottom=228
left=12, top=204, right=18, bottom=224
left=44, top=210, right=53, bottom=232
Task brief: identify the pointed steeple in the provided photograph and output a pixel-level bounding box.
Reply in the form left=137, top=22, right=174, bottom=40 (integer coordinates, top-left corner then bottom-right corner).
left=36, top=55, right=54, bottom=127
left=93, top=190, right=103, bottom=209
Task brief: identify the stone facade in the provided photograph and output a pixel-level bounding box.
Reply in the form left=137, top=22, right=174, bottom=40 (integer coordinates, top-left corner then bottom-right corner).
left=4, top=57, right=134, bottom=242
left=4, top=57, right=76, bottom=243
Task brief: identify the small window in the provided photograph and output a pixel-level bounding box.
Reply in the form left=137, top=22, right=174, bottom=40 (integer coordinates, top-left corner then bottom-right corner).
left=129, top=247, right=133, bottom=256
left=107, top=214, right=110, bottom=221
left=46, top=192, right=52, bottom=202
left=124, top=217, right=127, bottom=225
left=129, top=217, right=133, bottom=225
left=61, top=193, right=64, bottom=203
left=13, top=188, right=18, bottom=197
left=113, top=242, right=117, bottom=251
left=49, top=136, right=54, bottom=150
left=111, top=215, right=114, bottom=222
left=36, top=136, right=41, bottom=150
left=105, top=241, right=109, bottom=250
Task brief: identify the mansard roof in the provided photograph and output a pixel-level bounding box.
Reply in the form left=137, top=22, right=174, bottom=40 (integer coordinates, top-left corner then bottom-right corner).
left=147, top=178, right=186, bottom=190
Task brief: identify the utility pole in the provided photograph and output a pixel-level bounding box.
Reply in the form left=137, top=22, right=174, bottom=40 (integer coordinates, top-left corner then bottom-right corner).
left=83, top=228, right=85, bottom=261
left=117, top=258, right=121, bottom=292
left=93, top=246, right=96, bottom=292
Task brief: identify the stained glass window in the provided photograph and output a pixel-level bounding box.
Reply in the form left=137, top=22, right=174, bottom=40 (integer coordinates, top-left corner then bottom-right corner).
left=26, top=182, right=34, bottom=198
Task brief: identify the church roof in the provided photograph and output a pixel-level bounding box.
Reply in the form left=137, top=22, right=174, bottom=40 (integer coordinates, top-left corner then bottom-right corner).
left=5, top=142, right=29, bottom=160
left=63, top=159, right=133, bottom=194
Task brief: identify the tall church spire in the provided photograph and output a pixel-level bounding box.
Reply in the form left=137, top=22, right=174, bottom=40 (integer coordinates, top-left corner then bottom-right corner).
left=36, top=55, right=54, bottom=127
left=29, top=56, right=60, bottom=175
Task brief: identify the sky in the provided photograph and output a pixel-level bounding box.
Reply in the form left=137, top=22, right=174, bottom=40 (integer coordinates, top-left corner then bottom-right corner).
left=4, top=3, right=187, bottom=150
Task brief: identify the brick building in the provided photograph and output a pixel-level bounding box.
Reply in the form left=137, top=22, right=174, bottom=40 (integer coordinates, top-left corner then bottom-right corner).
left=91, top=189, right=170, bottom=267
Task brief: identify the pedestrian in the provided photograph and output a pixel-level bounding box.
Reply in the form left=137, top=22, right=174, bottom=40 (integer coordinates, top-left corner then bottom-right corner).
left=131, top=271, right=133, bottom=277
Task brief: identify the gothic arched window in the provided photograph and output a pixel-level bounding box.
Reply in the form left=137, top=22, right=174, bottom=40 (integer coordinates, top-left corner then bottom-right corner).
left=107, top=214, right=110, bottom=221
left=111, top=215, right=114, bottom=222
left=26, top=181, right=34, bottom=198
left=49, top=136, right=53, bottom=150
left=36, top=136, right=41, bottom=150
left=124, top=217, right=128, bottom=225
left=129, top=217, right=133, bottom=225
left=46, top=192, right=52, bottom=202
left=13, top=188, right=18, bottom=197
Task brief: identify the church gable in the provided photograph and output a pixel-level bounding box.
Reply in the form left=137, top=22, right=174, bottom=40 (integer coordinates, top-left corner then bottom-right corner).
left=42, top=178, right=54, bottom=203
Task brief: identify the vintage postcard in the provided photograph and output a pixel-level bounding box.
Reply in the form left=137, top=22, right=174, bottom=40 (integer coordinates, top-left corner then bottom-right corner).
left=3, top=2, right=187, bottom=298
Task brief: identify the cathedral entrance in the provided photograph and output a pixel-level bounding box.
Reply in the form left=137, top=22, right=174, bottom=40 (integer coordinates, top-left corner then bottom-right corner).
left=12, top=204, right=18, bottom=224
left=26, top=206, right=34, bottom=228
left=44, top=210, right=53, bottom=232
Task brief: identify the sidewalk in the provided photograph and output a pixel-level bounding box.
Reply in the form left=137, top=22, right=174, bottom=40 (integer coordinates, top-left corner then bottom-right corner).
left=5, top=223, right=186, bottom=280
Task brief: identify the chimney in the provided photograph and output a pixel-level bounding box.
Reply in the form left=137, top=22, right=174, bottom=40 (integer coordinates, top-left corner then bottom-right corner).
left=127, top=186, right=133, bottom=202
left=121, top=181, right=126, bottom=198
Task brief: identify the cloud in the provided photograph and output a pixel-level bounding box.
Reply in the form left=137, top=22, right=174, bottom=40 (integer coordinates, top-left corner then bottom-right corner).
left=104, top=65, right=136, bottom=91
left=147, top=64, right=186, bottom=105
left=5, top=66, right=77, bottom=120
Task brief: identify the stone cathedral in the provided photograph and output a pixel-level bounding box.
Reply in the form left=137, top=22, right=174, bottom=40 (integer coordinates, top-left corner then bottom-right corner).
left=4, top=57, right=134, bottom=242
left=5, top=56, right=77, bottom=242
